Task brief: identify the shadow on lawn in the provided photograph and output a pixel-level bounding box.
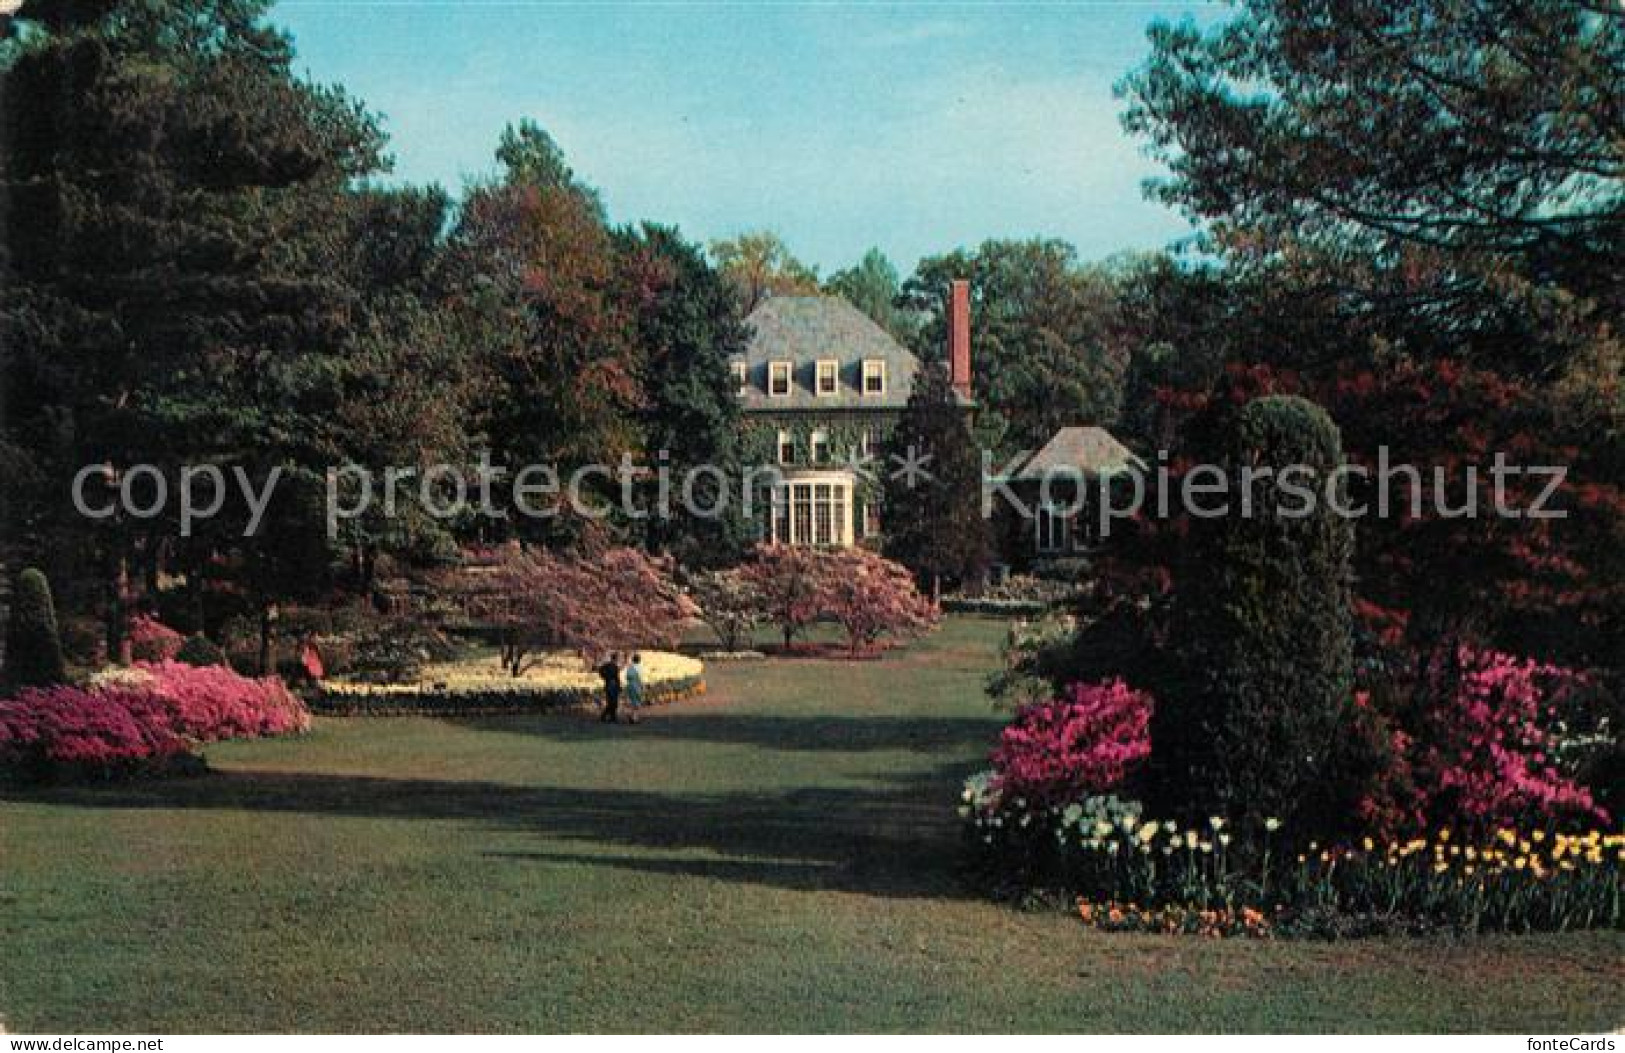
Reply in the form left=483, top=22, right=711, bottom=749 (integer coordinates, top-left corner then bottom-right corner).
left=446, top=711, right=1000, bottom=755
left=16, top=762, right=981, bottom=899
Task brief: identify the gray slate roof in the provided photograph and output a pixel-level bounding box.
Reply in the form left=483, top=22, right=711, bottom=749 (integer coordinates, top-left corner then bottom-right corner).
left=737, top=295, right=921, bottom=411
left=1014, top=426, right=1144, bottom=480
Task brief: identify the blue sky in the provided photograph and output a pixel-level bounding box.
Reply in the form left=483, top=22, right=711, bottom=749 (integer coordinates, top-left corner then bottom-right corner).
left=272, top=1, right=1222, bottom=273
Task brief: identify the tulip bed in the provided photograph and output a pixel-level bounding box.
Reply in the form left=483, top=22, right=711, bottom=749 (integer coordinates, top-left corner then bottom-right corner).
left=962, top=782, right=1625, bottom=937
left=314, top=651, right=705, bottom=716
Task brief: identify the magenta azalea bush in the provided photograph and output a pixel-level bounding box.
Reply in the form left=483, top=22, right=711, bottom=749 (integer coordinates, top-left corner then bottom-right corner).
left=2, top=660, right=310, bottom=782
left=1418, top=646, right=1608, bottom=830
left=989, top=679, right=1153, bottom=807
left=0, top=686, right=192, bottom=778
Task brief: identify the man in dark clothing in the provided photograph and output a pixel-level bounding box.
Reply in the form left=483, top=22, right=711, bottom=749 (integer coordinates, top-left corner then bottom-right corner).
left=597, top=652, right=622, bottom=723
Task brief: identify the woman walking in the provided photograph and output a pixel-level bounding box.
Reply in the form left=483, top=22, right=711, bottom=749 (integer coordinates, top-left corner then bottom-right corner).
left=624, top=653, right=645, bottom=724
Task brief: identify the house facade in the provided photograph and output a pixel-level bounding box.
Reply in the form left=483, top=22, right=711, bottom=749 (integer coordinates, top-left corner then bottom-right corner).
left=997, top=426, right=1147, bottom=560
left=734, top=281, right=973, bottom=547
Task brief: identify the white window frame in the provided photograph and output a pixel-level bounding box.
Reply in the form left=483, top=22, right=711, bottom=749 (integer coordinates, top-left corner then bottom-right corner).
left=815, top=359, right=839, bottom=396
left=810, top=429, right=829, bottom=464
left=731, top=360, right=749, bottom=396
left=1037, top=503, right=1071, bottom=553
left=769, top=360, right=792, bottom=398
left=861, top=359, right=887, bottom=395
left=774, top=478, right=852, bottom=546
left=777, top=429, right=794, bottom=465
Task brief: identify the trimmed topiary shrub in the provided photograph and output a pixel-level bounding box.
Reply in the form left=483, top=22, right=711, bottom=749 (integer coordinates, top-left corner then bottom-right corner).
left=175, top=633, right=228, bottom=668
left=4, top=568, right=66, bottom=689
left=1152, top=395, right=1358, bottom=842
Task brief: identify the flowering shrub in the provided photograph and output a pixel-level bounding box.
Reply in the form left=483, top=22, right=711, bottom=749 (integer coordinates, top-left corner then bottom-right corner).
left=1418, top=647, right=1608, bottom=830
left=128, top=615, right=185, bottom=662
left=989, top=680, right=1152, bottom=808
left=89, top=661, right=311, bottom=741
left=0, top=686, right=193, bottom=780
left=138, top=661, right=311, bottom=740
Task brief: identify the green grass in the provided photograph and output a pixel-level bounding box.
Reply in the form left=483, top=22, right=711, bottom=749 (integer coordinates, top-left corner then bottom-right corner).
left=2, top=616, right=1620, bottom=1032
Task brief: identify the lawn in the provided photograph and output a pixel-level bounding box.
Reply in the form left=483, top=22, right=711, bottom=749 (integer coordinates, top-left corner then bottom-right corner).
left=1, top=616, right=1620, bottom=1033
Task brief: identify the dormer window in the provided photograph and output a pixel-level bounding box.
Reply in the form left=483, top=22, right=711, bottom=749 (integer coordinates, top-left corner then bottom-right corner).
left=861, top=359, right=886, bottom=395
left=731, top=360, right=748, bottom=396
left=815, top=359, right=839, bottom=396
left=769, top=361, right=792, bottom=398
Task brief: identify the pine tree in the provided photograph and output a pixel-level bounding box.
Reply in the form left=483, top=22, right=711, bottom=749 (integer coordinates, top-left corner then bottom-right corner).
left=0, top=1, right=388, bottom=652
left=618, top=223, right=751, bottom=566
left=880, top=366, right=992, bottom=595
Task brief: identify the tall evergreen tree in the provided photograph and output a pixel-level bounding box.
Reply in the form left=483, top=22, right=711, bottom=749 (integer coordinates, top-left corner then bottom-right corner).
left=617, top=223, right=751, bottom=566
left=1151, top=395, right=1358, bottom=840
left=0, top=0, right=388, bottom=655
left=3, top=568, right=66, bottom=689
left=824, top=248, right=916, bottom=345
left=880, top=366, right=992, bottom=595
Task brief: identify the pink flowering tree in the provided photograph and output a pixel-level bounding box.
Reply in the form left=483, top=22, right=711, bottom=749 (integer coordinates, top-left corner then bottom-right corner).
left=1417, top=646, right=1608, bottom=830
left=740, top=544, right=830, bottom=651
left=990, top=679, right=1154, bottom=808
left=820, top=548, right=939, bottom=657
left=443, top=543, right=695, bottom=675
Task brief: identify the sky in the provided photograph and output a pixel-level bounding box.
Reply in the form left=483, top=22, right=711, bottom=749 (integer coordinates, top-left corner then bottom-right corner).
left=271, top=1, right=1224, bottom=274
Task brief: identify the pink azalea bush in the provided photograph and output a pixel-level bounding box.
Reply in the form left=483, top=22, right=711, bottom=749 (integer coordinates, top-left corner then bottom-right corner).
left=125, top=660, right=312, bottom=741
left=1, top=661, right=311, bottom=782
left=990, top=679, right=1153, bottom=808
left=1417, top=646, right=1607, bottom=829
left=128, top=615, right=185, bottom=662
left=0, top=686, right=192, bottom=778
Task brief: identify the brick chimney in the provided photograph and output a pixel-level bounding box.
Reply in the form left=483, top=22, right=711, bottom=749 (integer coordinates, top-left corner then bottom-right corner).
left=947, top=278, right=971, bottom=400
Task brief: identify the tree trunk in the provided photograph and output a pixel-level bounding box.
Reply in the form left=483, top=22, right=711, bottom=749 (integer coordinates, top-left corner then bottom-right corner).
left=258, top=602, right=275, bottom=675
left=108, top=552, right=134, bottom=666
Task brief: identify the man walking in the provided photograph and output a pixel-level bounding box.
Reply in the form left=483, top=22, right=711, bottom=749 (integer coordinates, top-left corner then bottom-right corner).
left=597, top=651, right=622, bottom=724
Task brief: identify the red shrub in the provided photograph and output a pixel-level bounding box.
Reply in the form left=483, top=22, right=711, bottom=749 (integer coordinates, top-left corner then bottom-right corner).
left=1416, top=646, right=1607, bottom=830
left=128, top=615, right=185, bottom=662
left=136, top=660, right=312, bottom=740
left=0, top=686, right=192, bottom=778
left=991, top=680, right=1153, bottom=807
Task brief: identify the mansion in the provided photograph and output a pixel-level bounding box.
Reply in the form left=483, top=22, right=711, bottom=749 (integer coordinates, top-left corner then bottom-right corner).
left=735, top=280, right=1139, bottom=560
left=734, top=281, right=973, bottom=548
